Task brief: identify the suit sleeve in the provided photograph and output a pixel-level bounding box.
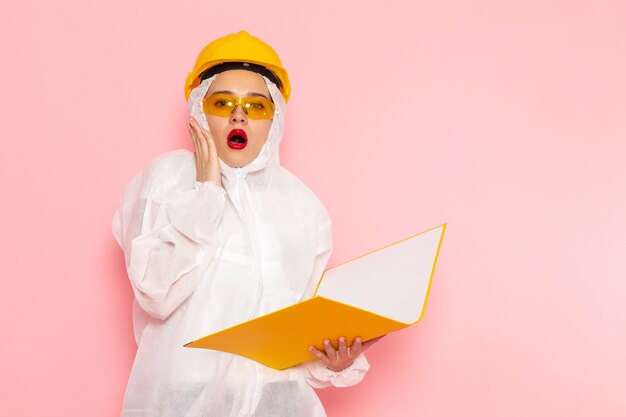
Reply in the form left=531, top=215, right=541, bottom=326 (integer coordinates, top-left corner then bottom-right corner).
left=112, top=151, right=226, bottom=320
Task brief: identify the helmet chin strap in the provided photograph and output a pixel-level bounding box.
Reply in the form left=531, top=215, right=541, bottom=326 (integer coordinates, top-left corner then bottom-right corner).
left=188, top=74, right=285, bottom=178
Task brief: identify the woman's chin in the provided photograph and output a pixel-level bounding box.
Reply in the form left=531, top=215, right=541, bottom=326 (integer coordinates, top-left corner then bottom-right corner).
left=220, top=153, right=255, bottom=168
left=218, top=145, right=265, bottom=169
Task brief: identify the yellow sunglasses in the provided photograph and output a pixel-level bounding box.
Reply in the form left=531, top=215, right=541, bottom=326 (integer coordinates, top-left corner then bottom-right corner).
left=202, top=93, right=275, bottom=120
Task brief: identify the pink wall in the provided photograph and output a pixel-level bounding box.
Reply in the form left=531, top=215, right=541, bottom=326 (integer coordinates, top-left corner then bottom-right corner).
left=1, top=0, right=625, bottom=415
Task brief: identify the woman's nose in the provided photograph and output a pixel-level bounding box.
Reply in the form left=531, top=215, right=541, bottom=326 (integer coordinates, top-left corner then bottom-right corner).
left=230, top=105, right=247, bottom=124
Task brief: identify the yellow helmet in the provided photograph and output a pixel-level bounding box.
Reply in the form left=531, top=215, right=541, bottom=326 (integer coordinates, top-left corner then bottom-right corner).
left=184, top=30, right=291, bottom=103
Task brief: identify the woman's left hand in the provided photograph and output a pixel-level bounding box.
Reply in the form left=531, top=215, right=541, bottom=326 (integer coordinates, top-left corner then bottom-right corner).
left=308, top=336, right=384, bottom=372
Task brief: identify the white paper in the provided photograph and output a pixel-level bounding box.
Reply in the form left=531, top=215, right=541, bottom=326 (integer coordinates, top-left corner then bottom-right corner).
left=316, top=225, right=444, bottom=323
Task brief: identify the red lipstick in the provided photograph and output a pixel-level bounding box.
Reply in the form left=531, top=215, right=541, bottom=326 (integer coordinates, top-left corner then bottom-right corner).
left=227, top=129, right=248, bottom=150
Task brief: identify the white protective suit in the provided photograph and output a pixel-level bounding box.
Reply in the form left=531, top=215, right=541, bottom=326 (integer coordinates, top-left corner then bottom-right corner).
left=112, top=74, right=369, bottom=417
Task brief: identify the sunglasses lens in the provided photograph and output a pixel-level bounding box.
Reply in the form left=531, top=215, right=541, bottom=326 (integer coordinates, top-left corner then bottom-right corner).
left=203, top=94, right=236, bottom=117
left=243, top=97, right=274, bottom=120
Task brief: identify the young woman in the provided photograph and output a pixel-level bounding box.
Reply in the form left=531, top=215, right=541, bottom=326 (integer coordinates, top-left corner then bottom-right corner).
left=113, top=30, right=377, bottom=417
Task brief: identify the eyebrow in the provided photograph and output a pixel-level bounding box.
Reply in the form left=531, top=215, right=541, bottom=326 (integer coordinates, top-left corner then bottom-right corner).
left=212, top=90, right=270, bottom=100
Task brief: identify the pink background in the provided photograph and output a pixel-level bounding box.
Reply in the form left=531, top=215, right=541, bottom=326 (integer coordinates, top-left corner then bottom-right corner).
left=1, top=1, right=625, bottom=415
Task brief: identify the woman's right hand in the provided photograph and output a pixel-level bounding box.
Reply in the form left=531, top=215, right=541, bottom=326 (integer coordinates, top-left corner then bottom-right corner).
left=188, top=117, right=222, bottom=186
left=308, top=335, right=384, bottom=372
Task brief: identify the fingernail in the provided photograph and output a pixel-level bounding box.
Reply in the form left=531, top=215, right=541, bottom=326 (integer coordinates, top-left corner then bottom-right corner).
left=355, top=337, right=361, bottom=343
left=324, top=339, right=330, bottom=345
left=308, top=346, right=314, bottom=351
left=339, top=337, right=345, bottom=342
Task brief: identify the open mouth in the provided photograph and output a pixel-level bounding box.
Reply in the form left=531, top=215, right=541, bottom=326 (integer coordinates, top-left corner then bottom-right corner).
left=227, top=129, right=248, bottom=150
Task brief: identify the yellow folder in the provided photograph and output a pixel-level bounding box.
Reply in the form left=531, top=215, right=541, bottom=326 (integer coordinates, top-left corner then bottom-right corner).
left=184, top=223, right=446, bottom=370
